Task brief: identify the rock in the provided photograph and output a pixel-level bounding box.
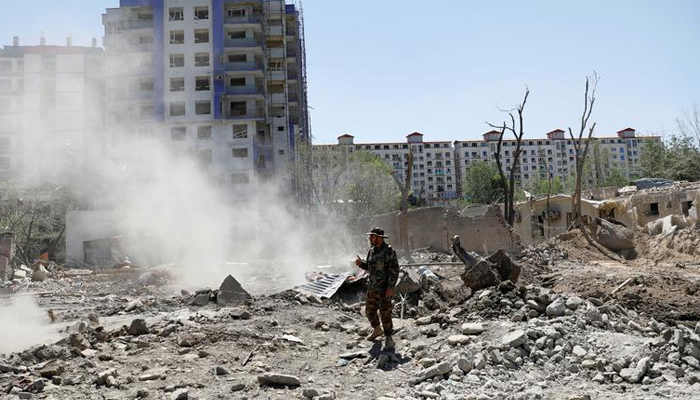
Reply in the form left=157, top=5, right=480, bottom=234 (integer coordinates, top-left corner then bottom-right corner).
left=231, top=383, right=246, bottom=392
left=105, top=375, right=118, bottom=387
left=68, top=333, right=90, bottom=351
left=96, top=369, right=117, bottom=385
left=128, top=319, right=149, bottom=336
left=511, top=312, right=525, bottom=322
left=419, top=358, right=437, bottom=368
left=473, top=352, right=486, bottom=369
left=686, top=343, right=700, bottom=361
left=448, top=335, right=471, bottom=346
left=582, top=360, right=596, bottom=369
left=457, top=357, right=473, bottom=373
left=461, top=260, right=500, bottom=291
left=228, top=308, right=251, bottom=320
left=415, top=316, right=433, bottom=326
left=502, top=330, right=527, bottom=348
left=461, top=323, right=485, bottom=335
left=565, top=296, right=583, bottom=310
left=13, top=269, right=27, bottom=280
left=216, top=275, right=252, bottom=307
left=594, top=218, right=635, bottom=251
left=213, top=366, right=229, bottom=376
left=32, top=265, right=49, bottom=282
left=572, top=345, right=587, bottom=357
left=546, top=299, right=567, bottom=317
left=39, top=361, right=64, bottom=378
left=257, top=373, right=301, bottom=386
left=177, top=332, right=206, bottom=347
left=592, top=372, right=605, bottom=383
left=171, top=389, right=188, bottom=400
left=619, top=357, right=651, bottom=383
left=487, top=249, right=521, bottom=283
left=672, top=330, right=685, bottom=349
left=191, top=293, right=210, bottom=306
left=303, top=388, right=320, bottom=399
left=414, top=361, right=452, bottom=383
left=138, top=372, right=163, bottom=381
left=339, top=351, right=367, bottom=360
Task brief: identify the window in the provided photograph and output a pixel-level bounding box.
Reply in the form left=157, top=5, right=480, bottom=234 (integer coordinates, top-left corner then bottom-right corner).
left=194, top=52, right=210, bottom=67
left=169, top=7, right=184, bottom=21
left=195, top=101, right=211, bottom=115
left=170, top=102, right=185, bottom=116
left=230, top=101, right=246, bottom=116
left=228, top=54, right=247, bottom=63
left=195, top=76, right=210, bottom=91
left=139, top=80, right=153, bottom=91
left=0, top=61, right=12, bottom=72
left=139, top=35, right=153, bottom=44
left=169, top=30, right=184, bottom=44
left=169, top=54, right=184, bottom=67
left=228, top=31, right=246, bottom=39
left=194, top=29, right=209, bottom=44
left=230, top=77, right=246, bottom=86
left=231, top=173, right=249, bottom=184
left=227, top=8, right=246, bottom=18
left=197, top=126, right=212, bottom=140
left=278, top=150, right=285, bottom=155
left=649, top=203, right=659, bottom=215
left=170, top=77, right=184, bottom=91
left=233, top=124, right=247, bottom=138
left=171, top=127, right=186, bottom=140
left=194, top=6, right=209, bottom=20
left=232, top=148, right=248, bottom=158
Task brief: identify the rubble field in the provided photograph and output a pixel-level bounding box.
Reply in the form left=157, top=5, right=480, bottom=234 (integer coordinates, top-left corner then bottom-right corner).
left=2, top=229, right=700, bottom=400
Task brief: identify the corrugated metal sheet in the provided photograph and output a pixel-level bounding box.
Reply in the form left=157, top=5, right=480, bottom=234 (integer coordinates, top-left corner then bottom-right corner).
left=294, top=272, right=349, bottom=299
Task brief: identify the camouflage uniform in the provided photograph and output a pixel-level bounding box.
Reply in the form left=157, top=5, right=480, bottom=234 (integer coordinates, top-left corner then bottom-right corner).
left=358, top=242, right=400, bottom=335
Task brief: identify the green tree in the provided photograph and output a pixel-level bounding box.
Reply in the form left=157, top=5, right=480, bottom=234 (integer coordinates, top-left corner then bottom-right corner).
left=462, top=160, right=503, bottom=204
left=604, top=166, right=628, bottom=187
left=639, top=138, right=668, bottom=178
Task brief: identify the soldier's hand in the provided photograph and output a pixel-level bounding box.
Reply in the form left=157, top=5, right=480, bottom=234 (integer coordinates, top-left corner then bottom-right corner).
left=385, top=287, right=395, bottom=298
left=355, top=255, right=363, bottom=267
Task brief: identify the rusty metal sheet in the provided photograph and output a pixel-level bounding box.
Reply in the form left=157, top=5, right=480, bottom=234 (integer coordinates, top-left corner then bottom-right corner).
left=293, top=272, right=349, bottom=299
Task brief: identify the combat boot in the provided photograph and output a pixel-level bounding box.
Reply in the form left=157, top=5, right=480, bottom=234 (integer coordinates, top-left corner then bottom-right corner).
left=384, top=335, right=395, bottom=351
left=366, top=326, right=384, bottom=341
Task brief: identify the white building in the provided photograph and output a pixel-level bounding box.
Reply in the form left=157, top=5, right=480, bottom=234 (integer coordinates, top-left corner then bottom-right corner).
left=102, top=0, right=309, bottom=191
left=454, top=127, right=659, bottom=194
left=0, top=37, right=104, bottom=184
left=317, top=132, right=460, bottom=204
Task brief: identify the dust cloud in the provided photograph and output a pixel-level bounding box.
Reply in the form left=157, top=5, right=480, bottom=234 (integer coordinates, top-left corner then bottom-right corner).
left=0, top=294, right=60, bottom=355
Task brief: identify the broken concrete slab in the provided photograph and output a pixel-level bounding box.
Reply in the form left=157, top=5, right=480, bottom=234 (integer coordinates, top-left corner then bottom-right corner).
left=487, top=249, right=521, bottom=283
left=594, top=218, right=635, bottom=251
left=216, top=275, right=252, bottom=307
left=257, top=373, right=301, bottom=386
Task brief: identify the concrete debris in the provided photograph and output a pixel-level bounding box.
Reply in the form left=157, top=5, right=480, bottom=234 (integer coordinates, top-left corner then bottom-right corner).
left=257, top=373, right=301, bottom=386
left=592, top=218, right=636, bottom=252
left=452, top=236, right=521, bottom=292
left=216, top=274, right=252, bottom=307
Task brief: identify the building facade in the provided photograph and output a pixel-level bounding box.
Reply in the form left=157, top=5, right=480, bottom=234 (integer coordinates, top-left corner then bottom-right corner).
left=103, top=0, right=309, bottom=191
left=454, top=127, right=660, bottom=195
left=317, top=128, right=659, bottom=204
left=0, top=37, right=104, bottom=184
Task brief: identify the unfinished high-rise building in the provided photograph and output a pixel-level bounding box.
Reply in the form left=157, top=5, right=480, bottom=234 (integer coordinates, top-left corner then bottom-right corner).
left=0, top=36, right=104, bottom=184
left=103, top=0, right=309, bottom=189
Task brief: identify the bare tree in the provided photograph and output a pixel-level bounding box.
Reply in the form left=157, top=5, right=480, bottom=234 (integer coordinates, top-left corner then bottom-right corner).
left=677, top=104, right=700, bottom=148
left=392, top=151, right=413, bottom=251
left=568, top=73, right=598, bottom=230
left=487, top=88, right=530, bottom=226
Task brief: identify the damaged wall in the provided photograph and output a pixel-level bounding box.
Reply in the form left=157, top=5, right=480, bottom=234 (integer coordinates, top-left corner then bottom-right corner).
left=512, top=195, right=600, bottom=246
left=355, top=206, right=522, bottom=254
left=626, top=187, right=699, bottom=227
left=65, top=210, right=119, bottom=267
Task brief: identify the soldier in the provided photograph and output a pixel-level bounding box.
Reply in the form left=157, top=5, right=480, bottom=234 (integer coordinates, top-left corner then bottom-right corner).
left=355, top=227, right=400, bottom=350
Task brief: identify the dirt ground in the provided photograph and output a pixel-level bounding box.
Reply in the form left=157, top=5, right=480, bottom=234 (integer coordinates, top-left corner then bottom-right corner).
left=2, top=227, right=700, bottom=400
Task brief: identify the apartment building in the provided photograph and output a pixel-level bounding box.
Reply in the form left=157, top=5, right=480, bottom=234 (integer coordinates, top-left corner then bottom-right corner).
left=103, top=0, right=309, bottom=190
left=318, top=133, right=460, bottom=204
left=318, top=127, right=659, bottom=203
left=0, top=37, right=104, bottom=183
left=454, top=127, right=659, bottom=194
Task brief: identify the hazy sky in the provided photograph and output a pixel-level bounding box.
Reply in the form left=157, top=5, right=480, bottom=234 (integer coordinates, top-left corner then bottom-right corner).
left=2, top=0, right=698, bottom=143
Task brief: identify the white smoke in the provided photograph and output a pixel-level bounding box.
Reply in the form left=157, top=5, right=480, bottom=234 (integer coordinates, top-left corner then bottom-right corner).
left=0, top=294, right=61, bottom=355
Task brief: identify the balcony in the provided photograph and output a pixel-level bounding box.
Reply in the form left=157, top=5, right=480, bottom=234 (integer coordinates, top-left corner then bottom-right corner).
left=225, top=61, right=264, bottom=72
left=224, top=16, right=262, bottom=25
left=225, top=86, right=264, bottom=96
left=225, top=108, right=265, bottom=120
left=267, top=47, right=285, bottom=58
left=117, top=20, right=153, bottom=31
left=225, top=38, right=263, bottom=48
left=267, top=93, right=286, bottom=104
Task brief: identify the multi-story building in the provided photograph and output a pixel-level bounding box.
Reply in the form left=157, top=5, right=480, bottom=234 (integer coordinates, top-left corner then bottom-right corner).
left=454, top=127, right=659, bottom=194
left=318, top=127, right=659, bottom=203
left=102, top=0, right=309, bottom=190
left=0, top=36, right=104, bottom=184
left=317, top=132, right=460, bottom=204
